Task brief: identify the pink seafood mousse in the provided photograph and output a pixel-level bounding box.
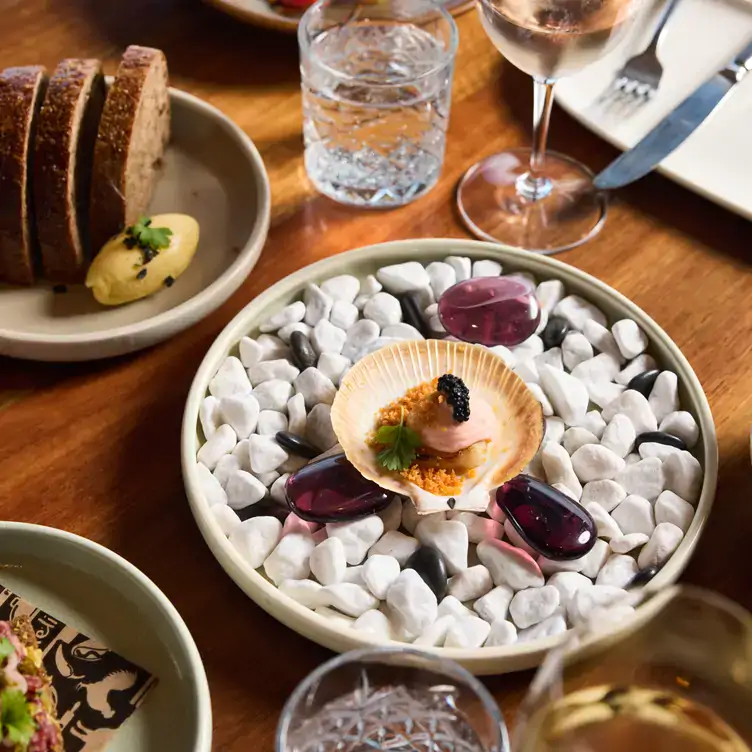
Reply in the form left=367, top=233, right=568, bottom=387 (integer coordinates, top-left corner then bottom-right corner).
left=409, top=395, right=496, bottom=454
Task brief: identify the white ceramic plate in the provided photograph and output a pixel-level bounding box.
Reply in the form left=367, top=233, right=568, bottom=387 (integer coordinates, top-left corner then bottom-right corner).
left=0, top=85, right=271, bottom=362
left=556, top=0, right=752, bottom=219
left=0, top=522, right=212, bottom=750
left=181, top=238, right=718, bottom=676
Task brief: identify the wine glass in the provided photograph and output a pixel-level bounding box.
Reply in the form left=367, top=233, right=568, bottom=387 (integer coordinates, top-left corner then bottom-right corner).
left=513, top=586, right=752, bottom=751
left=458, top=0, right=650, bottom=253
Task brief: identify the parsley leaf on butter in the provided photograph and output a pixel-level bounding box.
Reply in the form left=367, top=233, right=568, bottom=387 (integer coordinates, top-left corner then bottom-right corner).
left=124, top=216, right=173, bottom=262
left=375, top=407, right=422, bottom=472
left=1, top=689, right=35, bottom=747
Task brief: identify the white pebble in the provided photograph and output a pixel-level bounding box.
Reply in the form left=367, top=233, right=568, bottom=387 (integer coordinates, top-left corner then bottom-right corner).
left=638, top=522, right=683, bottom=569
left=426, top=261, right=457, bottom=298
left=401, top=501, right=431, bottom=535
left=448, top=565, right=493, bottom=602
left=579, top=538, right=611, bottom=579
left=321, top=275, right=360, bottom=303
left=282, top=514, right=317, bottom=538
left=294, top=368, right=336, bottom=409
left=257, top=470, right=280, bottom=488
left=231, top=440, right=252, bottom=471
left=310, top=536, right=347, bottom=585
left=353, top=336, right=402, bottom=363
left=264, top=533, right=315, bottom=585
left=279, top=579, right=326, bottom=609
left=600, top=414, right=636, bottom=459
left=368, top=530, right=419, bottom=566
left=342, top=319, right=380, bottom=360
left=553, top=295, right=607, bottom=330
left=512, top=335, right=545, bottom=363
left=197, top=424, right=237, bottom=470
left=311, top=319, right=347, bottom=356
left=303, top=283, right=333, bottom=326
left=445, top=615, right=491, bottom=648
left=609, top=533, right=649, bottom=554
left=611, top=495, right=655, bottom=536
left=514, top=359, right=540, bottom=385
left=362, top=555, right=401, bottom=599
left=448, top=511, right=503, bottom=543
left=615, top=457, right=665, bottom=501
left=249, top=434, right=288, bottom=474
left=359, top=274, right=381, bottom=297
left=615, top=353, right=658, bottom=385
left=209, top=356, right=252, bottom=399
left=582, top=320, right=625, bottom=364
left=212, top=504, right=241, bottom=537
left=518, top=614, right=567, bottom=643
left=414, top=615, right=455, bottom=647
left=248, top=359, right=300, bottom=387
left=199, top=396, right=221, bottom=439
left=257, top=334, right=291, bottom=361
left=257, top=410, right=288, bottom=436
left=596, top=554, right=639, bottom=588
left=381, top=323, right=424, bottom=341
left=341, top=565, right=365, bottom=586
left=196, top=462, right=228, bottom=507
left=654, top=490, right=694, bottom=533
left=326, top=516, right=384, bottom=565
left=547, top=572, right=593, bottom=610
left=323, top=583, right=380, bottom=617
left=582, top=480, right=627, bottom=512
left=253, top=379, right=294, bottom=412
left=580, top=411, right=607, bottom=439
left=552, top=483, right=577, bottom=501
left=485, top=619, right=518, bottom=646
left=638, top=443, right=682, bottom=461
left=476, top=540, right=544, bottom=590
left=561, top=332, right=594, bottom=371
left=329, top=300, right=359, bottom=331
left=489, top=345, right=517, bottom=369
left=527, top=383, right=553, bottom=416
left=314, top=606, right=355, bottom=628
left=438, top=595, right=474, bottom=620
left=504, top=519, right=536, bottom=557
left=362, top=292, right=401, bottom=328
left=316, top=352, right=351, bottom=387
left=472, top=259, right=502, bottom=277
left=226, top=469, right=267, bottom=509
left=386, top=569, right=437, bottom=635
left=571, top=353, right=621, bottom=386
left=541, top=441, right=582, bottom=499
left=444, top=255, right=471, bottom=282
left=648, top=371, right=679, bottom=423
left=230, top=517, right=283, bottom=569
left=473, top=585, right=514, bottom=623
left=219, top=394, right=261, bottom=439
left=305, top=404, right=338, bottom=451
left=571, top=444, right=626, bottom=483
left=260, top=301, right=306, bottom=333
left=587, top=381, right=626, bottom=410
left=612, top=319, right=649, bottom=360
left=659, top=411, right=699, bottom=448
left=535, top=347, right=563, bottom=371
left=568, top=585, right=628, bottom=625
left=352, top=610, right=393, bottom=640
left=270, top=473, right=289, bottom=504
left=378, top=497, right=402, bottom=532
left=539, top=364, right=589, bottom=427
left=278, top=322, right=312, bottom=343
left=287, top=393, right=307, bottom=435
left=376, top=262, right=431, bottom=294
left=663, top=451, right=702, bottom=504
left=585, top=502, right=623, bottom=540
left=510, top=586, right=560, bottom=629
left=536, top=279, right=564, bottom=315
left=545, top=417, right=566, bottom=445
left=239, top=337, right=263, bottom=368
left=415, top=518, right=469, bottom=575
left=562, top=427, right=599, bottom=455
left=538, top=555, right=585, bottom=575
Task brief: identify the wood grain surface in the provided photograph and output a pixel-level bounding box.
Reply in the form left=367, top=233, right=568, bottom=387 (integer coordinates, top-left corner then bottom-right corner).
left=1, top=0, right=751, bottom=748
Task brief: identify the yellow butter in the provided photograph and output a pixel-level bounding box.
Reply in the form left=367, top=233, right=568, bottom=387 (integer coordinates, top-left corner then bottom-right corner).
left=85, top=213, right=199, bottom=306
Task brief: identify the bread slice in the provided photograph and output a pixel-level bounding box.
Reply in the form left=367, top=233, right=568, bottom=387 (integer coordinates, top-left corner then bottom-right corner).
left=0, top=66, right=48, bottom=286
left=34, top=59, right=106, bottom=284
left=90, top=45, right=170, bottom=253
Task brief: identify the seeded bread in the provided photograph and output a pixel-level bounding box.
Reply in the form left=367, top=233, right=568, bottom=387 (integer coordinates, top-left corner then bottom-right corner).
left=0, top=66, right=48, bottom=286
left=34, top=59, right=106, bottom=283
left=90, top=45, right=170, bottom=253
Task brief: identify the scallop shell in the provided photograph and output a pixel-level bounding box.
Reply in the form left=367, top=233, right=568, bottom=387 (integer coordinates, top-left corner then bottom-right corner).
left=331, top=340, right=544, bottom=514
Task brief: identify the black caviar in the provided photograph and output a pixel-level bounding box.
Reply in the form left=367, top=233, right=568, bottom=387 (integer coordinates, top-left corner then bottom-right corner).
left=164, top=276, right=175, bottom=287
left=437, top=373, right=470, bottom=423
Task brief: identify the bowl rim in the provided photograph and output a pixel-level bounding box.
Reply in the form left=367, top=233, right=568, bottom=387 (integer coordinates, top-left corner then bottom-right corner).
left=0, top=520, right=213, bottom=751
left=181, top=238, right=718, bottom=674
left=0, top=85, right=271, bottom=348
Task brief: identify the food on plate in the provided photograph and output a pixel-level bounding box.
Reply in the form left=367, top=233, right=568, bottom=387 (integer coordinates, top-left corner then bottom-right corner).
left=331, top=339, right=544, bottom=513
left=34, top=58, right=106, bottom=284
left=0, top=66, right=48, bottom=286
left=90, top=45, right=170, bottom=254
left=86, top=213, right=199, bottom=305
left=0, top=616, right=63, bottom=751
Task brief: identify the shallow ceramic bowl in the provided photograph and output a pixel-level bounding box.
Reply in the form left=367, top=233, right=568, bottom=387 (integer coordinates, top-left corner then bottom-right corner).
left=181, top=239, right=718, bottom=675
left=0, top=522, right=212, bottom=750
left=0, top=85, right=271, bottom=362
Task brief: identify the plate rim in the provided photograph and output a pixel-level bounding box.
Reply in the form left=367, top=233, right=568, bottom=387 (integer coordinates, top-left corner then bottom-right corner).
left=0, top=520, right=213, bottom=751
left=181, top=238, right=718, bottom=675
left=0, top=86, right=271, bottom=353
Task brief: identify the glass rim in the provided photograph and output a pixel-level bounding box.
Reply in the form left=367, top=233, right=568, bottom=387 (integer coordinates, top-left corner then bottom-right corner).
left=275, top=645, right=510, bottom=752
left=297, top=0, right=459, bottom=85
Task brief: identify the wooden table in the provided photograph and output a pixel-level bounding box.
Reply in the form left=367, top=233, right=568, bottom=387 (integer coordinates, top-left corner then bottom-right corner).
left=1, top=0, right=751, bottom=748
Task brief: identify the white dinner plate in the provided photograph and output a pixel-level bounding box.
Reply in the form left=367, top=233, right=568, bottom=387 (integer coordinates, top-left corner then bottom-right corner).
left=556, top=0, right=752, bottom=218
left=0, top=85, right=271, bottom=362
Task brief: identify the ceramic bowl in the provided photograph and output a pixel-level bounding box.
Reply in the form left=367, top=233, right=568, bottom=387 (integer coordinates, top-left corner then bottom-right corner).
left=0, top=86, right=271, bottom=362
left=181, top=238, right=718, bottom=675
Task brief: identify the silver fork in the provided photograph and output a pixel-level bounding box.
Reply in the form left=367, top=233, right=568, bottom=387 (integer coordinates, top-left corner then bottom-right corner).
left=610, top=0, right=682, bottom=101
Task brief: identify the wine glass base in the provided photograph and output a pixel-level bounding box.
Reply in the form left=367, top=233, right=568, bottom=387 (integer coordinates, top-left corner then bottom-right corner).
left=457, top=148, right=607, bottom=254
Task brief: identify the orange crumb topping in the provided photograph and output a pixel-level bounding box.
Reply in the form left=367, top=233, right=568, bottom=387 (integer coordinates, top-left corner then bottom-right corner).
left=400, top=465, right=463, bottom=496
left=376, top=378, right=440, bottom=428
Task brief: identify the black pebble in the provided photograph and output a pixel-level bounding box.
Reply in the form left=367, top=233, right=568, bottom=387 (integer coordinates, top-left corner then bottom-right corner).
left=633, top=431, right=687, bottom=452
left=541, top=315, right=569, bottom=349
left=237, top=498, right=288, bottom=522
left=627, top=369, right=661, bottom=397
left=397, top=292, right=430, bottom=338
left=405, top=545, right=448, bottom=601
left=290, top=330, right=317, bottom=370
left=276, top=431, right=320, bottom=459
left=627, top=565, right=660, bottom=589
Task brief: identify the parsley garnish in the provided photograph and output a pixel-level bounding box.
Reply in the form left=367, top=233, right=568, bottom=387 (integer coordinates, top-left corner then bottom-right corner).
left=124, top=216, right=173, bottom=263
left=0, top=639, right=14, bottom=663
left=374, top=407, right=422, bottom=472
left=0, top=689, right=35, bottom=747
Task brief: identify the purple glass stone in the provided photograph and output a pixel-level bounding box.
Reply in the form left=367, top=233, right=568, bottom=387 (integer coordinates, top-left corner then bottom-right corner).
left=438, top=276, right=541, bottom=347
left=285, top=453, right=392, bottom=523
left=496, top=474, right=596, bottom=560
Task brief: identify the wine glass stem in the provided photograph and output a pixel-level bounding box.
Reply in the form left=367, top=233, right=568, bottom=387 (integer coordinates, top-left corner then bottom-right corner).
left=516, top=77, right=556, bottom=202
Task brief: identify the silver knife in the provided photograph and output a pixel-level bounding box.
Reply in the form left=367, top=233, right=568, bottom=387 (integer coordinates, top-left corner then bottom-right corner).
left=594, top=37, right=752, bottom=190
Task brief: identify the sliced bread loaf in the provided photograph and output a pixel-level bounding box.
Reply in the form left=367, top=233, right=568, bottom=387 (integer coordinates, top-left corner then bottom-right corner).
left=34, top=59, right=106, bottom=284
left=90, top=45, right=170, bottom=253
left=0, top=66, right=48, bottom=286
